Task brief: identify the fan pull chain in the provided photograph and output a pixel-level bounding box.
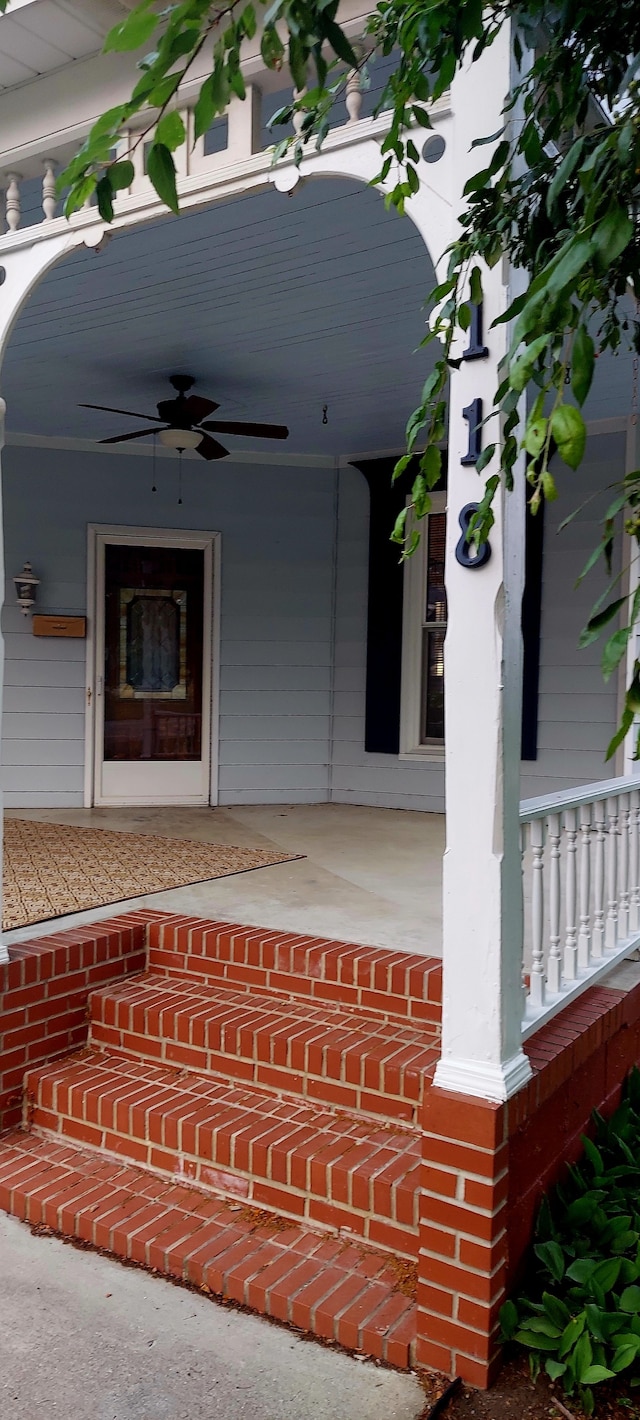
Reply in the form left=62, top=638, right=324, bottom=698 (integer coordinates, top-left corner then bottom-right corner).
left=178, top=449, right=183, bottom=505
left=151, top=433, right=157, bottom=493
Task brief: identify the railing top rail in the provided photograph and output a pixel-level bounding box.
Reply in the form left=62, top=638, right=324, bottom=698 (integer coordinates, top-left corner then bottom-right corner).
left=519, top=773, right=640, bottom=822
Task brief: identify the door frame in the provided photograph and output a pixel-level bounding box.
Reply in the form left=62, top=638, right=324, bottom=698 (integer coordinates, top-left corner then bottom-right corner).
left=84, top=524, right=221, bottom=808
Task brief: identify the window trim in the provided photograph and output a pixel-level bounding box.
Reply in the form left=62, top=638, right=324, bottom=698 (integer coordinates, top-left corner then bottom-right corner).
left=399, top=492, right=447, bottom=760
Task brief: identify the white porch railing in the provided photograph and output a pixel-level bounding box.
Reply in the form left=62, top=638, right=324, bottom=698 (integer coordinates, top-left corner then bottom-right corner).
left=520, top=775, right=640, bottom=1039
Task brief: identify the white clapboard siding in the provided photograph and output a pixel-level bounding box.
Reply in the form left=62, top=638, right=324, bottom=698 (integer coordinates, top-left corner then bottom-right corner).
left=1, top=446, right=335, bottom=807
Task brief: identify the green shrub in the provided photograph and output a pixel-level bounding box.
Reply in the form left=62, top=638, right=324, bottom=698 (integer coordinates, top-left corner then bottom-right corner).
left=500, top=1066, right=640, bottom=1415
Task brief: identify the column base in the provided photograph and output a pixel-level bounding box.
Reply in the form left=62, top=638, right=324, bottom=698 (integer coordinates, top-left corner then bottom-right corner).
left=433, top=1050, right=532, bottom=1102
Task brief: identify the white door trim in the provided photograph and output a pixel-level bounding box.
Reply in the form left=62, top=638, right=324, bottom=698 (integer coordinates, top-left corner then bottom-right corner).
left=84, top=524, right=220, bottom=808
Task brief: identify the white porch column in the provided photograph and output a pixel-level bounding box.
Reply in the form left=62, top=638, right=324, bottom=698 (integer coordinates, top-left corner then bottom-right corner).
left=0, top=397, right=7, bottom=965
left=433, top=29, right=532, bottom=1102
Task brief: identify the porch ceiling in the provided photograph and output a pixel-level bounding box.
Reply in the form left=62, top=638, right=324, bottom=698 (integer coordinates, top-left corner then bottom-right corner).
left=3, top=178, right=438, bottom=459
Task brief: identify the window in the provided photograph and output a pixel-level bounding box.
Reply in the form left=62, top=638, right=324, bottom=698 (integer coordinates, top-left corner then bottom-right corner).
left=400, top=494, right=447, bottom=756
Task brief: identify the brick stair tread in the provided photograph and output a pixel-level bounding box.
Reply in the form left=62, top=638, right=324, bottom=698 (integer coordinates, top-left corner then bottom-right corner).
left=148, top=915, right=442, bottom=1024
left=90, top=973, right=440, bottom=1122
left=25, top=1051, right=421, bottom=1254
left=0, top=1129, right=416, bottom=1367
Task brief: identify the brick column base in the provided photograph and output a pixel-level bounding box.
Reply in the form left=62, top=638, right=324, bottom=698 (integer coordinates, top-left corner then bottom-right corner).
left=418, top=1087, right=507, bottom=1386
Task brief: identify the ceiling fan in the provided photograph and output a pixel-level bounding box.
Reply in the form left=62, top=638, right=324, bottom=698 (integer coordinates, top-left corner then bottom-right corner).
left=80, top=374, right=289, bottom=460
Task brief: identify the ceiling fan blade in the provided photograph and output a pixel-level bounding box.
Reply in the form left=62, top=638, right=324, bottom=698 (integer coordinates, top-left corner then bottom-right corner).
left=201, top=420, right=289, bottom=440
left=184, top=394, right=219, bottom=421
left=98, top=427, right=164, bottom=445
left=197, top=434, right=229, bottom=461
left=80, top=402, right=164, bottom=422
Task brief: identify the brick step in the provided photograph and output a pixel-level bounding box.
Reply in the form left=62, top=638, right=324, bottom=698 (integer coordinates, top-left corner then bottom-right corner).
left=25, top=1052, right=421, bottom=1257
left=148, top=915, right=442, bottom=1025
left=89, top=974, right=440, bottom=1125
left=0, top=1130, right=417, bottom=1366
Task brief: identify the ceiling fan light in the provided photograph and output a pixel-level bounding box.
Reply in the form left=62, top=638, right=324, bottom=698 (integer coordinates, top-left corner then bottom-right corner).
left=159, top=426, right=203, bottom=451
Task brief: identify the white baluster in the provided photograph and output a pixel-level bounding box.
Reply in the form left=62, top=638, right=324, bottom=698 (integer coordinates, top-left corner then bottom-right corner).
left=292, top=88, right=306, bottom=137
left=345, top=68, right=363, bottom=123
left=592, top=800, right=606, bottom=957
left=529, top=819, right=546, bottom=1007
left=578, top=803, right=592, bottom=971
left=42, top=159, right=56, bottom=221
left=606, top=795, right=619, bottom=951
left=547, top=813, right=562, bottom=992
left=630, top=788, right=640, bottom=934
left=619, top=792, right=631, bottom=940
left=5, top=173, right=21, bottom=232
left=564, top=808, right=578, bottom=980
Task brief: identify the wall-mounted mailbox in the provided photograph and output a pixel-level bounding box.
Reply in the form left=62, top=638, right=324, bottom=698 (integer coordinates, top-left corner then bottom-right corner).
left=32, top=615, right=87, bottom=639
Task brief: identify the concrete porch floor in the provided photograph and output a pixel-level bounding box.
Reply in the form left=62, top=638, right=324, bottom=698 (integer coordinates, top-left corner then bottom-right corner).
left=4, top=803, right=445, bottom=957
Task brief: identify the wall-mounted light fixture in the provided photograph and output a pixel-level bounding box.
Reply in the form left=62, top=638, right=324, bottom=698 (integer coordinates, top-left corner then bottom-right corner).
left=13, top=561, right=40, bottom=614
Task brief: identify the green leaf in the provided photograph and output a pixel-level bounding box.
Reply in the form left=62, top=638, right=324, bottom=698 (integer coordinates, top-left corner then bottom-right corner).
left=64, top=175, right=96, bottom=218
left=579, top=597, right=627, bottom=648
left=547, top=235, right=594, bottom=297
left=591, top=1257, right=622, bottom=1293
left=322, top=18, right=356, bottom=66
left=612, top=1343, right=638, bottom=1372
left=546, top=137, right=585, bottom=215
left=109, top=160, right=134, bottom=194
left=422, top=445, right=442, bottom=489
left=515, top=1329, right=560, bottom=1351
left=523, top=412, right=548, bottom=459
left=551, top=404, right=586, bottom=470
left=580, top=1365, right=616, bottom=1383
left=621, top=1285, right=640, bottom=1313
left=534, top=1240, right=565, bottom=1283
left=572, top=327, right=595, bottom=407
left=146, top=143, right=179, bottom=215
left=545, top=1358, right=567, bottom=1380
left=499, top=1300, right=519, bottom=1340
left=573, top=1331, right=593, bottom=1382
left=593, top=207, right=634, bottom=266
left=567, top=1260, right=597, bottom=1284
left=602, top=626, right=632, bottom=681
left=543, top=1293, right=571, bottom=1329
left=104, top=0, right=157, bottom=53
left=95, top=176, right=114, bottom=222
left=582, top=1136, right=604, bottom=1175
left=470, top=267, right=483, bottom=306
left=155, top=111, right=185, bottom=153
left=509, top=334, right=551, bottom=392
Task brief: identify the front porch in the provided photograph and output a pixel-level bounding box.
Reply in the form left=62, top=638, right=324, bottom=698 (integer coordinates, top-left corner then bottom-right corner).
left=5, top=803, right=446, bottom=955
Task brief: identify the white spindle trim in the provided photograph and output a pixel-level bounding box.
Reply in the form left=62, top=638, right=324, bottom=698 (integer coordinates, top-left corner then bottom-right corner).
left=619, top=792, right=631, bottom=941
left=547, top=812, right=562, bottom=993
left=593, top=800, right=606, bottom=958
left=564, top=807, right=578, bottom=980
left=292, top=89, right=306, bottom=137
left=577, top=802, right=592, bottom=971
left=42, top=160, right=56, bottom=221
left=631, top=788, right=640, bottom=933
left=5, top=173, right=21, bottom=232
left=345, top=69, right=363, bottom=123
left=606, top=796, right=619, bottom=951
left=529, top=818, right=546, bottom=1007
left=521, top=777, right=640, bottom=1040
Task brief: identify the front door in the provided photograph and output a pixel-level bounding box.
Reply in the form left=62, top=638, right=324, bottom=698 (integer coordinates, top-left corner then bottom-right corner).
left=92, top=532, right=213, bottom=805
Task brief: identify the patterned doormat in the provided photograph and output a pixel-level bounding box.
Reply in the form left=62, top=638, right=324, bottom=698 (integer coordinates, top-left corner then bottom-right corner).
left=3, top=818, right=301, bottom=931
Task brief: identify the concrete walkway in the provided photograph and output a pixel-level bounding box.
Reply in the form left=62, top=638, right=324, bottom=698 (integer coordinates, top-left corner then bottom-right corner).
left=0, top=1214, right=426, bottom=1420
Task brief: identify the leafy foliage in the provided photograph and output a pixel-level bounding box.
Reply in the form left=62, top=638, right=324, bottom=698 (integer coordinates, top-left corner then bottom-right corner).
left=57, top=0, right=640, bottom=749
left=501, top=1068, right=640, bottom=1414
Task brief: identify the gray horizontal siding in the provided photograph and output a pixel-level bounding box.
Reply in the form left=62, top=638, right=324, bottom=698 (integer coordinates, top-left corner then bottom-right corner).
left=1, top=445, right=335, bottom=807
